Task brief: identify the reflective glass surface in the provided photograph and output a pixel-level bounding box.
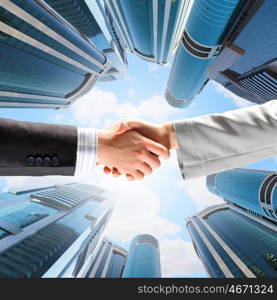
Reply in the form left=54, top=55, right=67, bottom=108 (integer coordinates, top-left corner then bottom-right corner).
left=194, top=218, right=246, bottom=277
left=205, top=209, right=277, bottom=277
left=228, top=0, right=277, bottom=74
left=120, top=0, right=153, bottom=58
left=0, top=229, right=10, bottom=241
left=0, top=201, right=97, bottom=277
left=122, top=236, right=161, bottom=278
left=0, top=0, right=106, bottom=108
left=94, top=242, right=112, bottom=277
left=161, top=0, right=184, bottom=63
left=44, top=0, right=111, bottom=51
left=106, top=251, right=126, bottom=278
left=0, top=202, right=57, bottom=229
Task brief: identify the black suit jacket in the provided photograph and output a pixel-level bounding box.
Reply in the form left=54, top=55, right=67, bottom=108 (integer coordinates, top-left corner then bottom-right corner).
left=0, top=118, right=77, bottom=176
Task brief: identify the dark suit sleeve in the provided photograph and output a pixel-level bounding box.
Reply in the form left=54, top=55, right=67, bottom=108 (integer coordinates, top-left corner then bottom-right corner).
left=0, top=118, right=77, bottom=176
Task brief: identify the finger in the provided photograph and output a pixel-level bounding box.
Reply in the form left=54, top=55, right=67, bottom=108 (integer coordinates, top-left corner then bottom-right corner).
left=104, top=166, right=112, bottom=174
left=112, top=167, right=122, bottom=177
left=126, top=174, right=135, bottom=181
left=136, top=162, right=153, bottom=175
left=143, top=138, right=170, bottom=159
left=114, top=120, right=130, bottom=135
left=128, top=170, right=145, bottom=180
left=143, top=152, right=161, bottom=169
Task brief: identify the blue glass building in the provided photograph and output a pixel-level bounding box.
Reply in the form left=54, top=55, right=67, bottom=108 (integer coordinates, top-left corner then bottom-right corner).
left=0, top=0, right=130, bottom=109
left=44, top=0, right=128, bottom=82
left=210, top=0, right=277, bottom=104
left=122, top=234, right=161, bottom=278
left=0, top=182, right=114, bottom=277
left=104, top=0, right=191, bottom=65
left=187, top=204, right=277, bottom=278
left=165, top=0, right=244, bottom=107
left=84, top=237, right=128, bottom=278
left=207, top=168, right=277, bottom=222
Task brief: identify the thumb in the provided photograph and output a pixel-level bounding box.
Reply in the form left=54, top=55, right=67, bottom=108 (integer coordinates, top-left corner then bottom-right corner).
left=113, top=120, right=130, bottom=135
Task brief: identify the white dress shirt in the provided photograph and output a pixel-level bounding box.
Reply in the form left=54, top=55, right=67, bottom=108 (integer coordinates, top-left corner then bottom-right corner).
left=75, top=127, right=98, bottom=176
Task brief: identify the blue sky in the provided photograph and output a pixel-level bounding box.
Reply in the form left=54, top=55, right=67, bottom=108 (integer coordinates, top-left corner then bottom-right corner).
left=0, top=53, right=276, bottom=277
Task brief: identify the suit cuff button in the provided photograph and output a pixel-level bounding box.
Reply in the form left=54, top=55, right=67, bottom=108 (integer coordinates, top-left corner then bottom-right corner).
left=35, top=157, right=43, bottom=167
left=43, top=157, right=51, bottom=167
left=52, top=156, right=60, bottom=167
left=27, top=156, right=35, bottom=166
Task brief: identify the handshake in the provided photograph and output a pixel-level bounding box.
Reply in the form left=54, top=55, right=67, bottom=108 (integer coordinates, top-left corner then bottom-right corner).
left=96, top=119, right=178, bottom=181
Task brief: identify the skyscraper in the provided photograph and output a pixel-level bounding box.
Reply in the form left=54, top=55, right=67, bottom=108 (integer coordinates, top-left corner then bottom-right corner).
left=206, top=168, right=277, bottom=222
left=122, top=234, right=161, bottom=278
left=84, top=237, right=128, bottom=278
left=210, top=0, right=277, bottom=104
left=104, top=0, right=192, bottom=65
left=165, top=0, right=277, bottom=108
left=0, top=182, right=114, bottom=277
left=44, top=0, right=128, bottom=82
left=186, top=203, right=277, bottom=278
left=0, top=0, right=129, bottom=109
left=165, top=0, right=245, bottom=107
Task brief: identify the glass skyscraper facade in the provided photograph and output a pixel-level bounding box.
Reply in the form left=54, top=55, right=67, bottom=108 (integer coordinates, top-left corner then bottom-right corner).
left=104, top=0, right=191, bottom=65
left=1, top=1, right=274, bottom=109
left=0, top=182, right=114, bottom=277
left=0, top=0, right=129, bottom=109
left=207, top=168, right=277, bottom=222
left=187, top=204, right=277, bottom=278
left=210, top=0, right=277, bottom=104
left=122, top=234, right=161, bottom=278
left=44, top=0, right=128, bottom=82
left=84, top=237, right=128, bottom=278
left=165, top=0, right=244, bottom=107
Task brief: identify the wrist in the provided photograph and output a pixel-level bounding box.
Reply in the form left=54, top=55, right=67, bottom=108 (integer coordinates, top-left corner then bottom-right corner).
left=163, top=122, right=178, bottom=149
left=96, top=129, right=108, bottom=164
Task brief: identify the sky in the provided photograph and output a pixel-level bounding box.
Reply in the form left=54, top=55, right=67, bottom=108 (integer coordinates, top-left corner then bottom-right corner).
left=0, top=53, right=277, bottom=278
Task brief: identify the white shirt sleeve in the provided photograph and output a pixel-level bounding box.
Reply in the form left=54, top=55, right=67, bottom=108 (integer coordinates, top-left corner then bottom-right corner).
left=74, top=127, right=98, bottom=176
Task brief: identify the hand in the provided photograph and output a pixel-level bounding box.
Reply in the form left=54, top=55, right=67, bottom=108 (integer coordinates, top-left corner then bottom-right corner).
left=122, top=119, right=178, bottom=150
left=96, top=121, right=170, bottom=180
left=102, top=119, right=178, bottom=180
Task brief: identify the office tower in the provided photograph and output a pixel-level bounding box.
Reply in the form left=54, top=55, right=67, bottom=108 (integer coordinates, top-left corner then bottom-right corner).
left=84, top=237, right=128, bottom=278
left=104, top=0, right=191, bottom=65
left=206, top=168, right=277, bottom=222
left=165, top=0, right=245, bottom=107
left=0, top=182, right=114, bottom=278
left=186, top=203, right=277, bottom=278
left=44, top=0, right=128, bottom=82
left=122, top=234, right=161, bottom=278
left=210, top=0, right=277, bottom=104
left=0, top=0, right=132, bottom=109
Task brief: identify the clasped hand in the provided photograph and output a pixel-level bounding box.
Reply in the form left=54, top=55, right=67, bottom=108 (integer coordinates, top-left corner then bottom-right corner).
left=96, top=119, right=178, bottom=181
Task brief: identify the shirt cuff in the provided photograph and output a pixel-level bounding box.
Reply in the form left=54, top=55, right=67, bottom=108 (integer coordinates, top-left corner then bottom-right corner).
left=75, top=127, right=98, bottom=176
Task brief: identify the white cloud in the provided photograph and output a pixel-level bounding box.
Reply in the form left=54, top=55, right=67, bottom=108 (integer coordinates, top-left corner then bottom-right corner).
left=99, top=176, right=181, bottom=242
left=128, top=88, right=136, bottom=98
left=2, top=176, right=74, bottom=192
left=147, top=63, right=159, bottom=72
left=1, top=162, right=182, bottom=247
left=160, top=237, right=206, bottom=277
left=52, top=114, right=66, bottom=123
left=178, top=177, right=223, bottom=210
left=212, top=81, right=253, bottom=108
left=2, top=157, right=183, bottom=244
left=68, top=87, right=180, bottom=127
